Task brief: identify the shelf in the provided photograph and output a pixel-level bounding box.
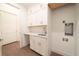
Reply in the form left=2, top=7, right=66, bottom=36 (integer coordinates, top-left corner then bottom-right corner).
left=28, top=25, right=47, bottom=27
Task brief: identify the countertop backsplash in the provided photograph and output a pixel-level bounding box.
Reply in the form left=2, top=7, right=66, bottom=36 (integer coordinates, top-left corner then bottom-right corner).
left=28, top=26, right=47, bottom=35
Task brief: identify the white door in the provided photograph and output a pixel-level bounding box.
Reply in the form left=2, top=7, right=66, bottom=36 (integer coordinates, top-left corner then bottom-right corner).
left=0, top=11, right=17, bottom=45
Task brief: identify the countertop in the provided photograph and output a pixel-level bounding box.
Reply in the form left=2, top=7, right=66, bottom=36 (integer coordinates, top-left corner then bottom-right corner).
left=25, top=33, right=48, bottom=39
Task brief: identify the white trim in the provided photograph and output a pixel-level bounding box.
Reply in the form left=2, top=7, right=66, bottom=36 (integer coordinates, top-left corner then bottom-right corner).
left=5, top=3, right=20, bottom=9
left=0, top=10, right=17, bottom=16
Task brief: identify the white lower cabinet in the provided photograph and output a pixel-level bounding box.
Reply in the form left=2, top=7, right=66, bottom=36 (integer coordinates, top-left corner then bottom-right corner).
left=30, top=35, right=49, bottom=56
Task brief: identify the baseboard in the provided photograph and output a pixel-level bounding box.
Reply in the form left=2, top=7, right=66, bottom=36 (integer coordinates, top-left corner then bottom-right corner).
left=29, top=48, right=42, bottom=56
left=51, top=51, right=63, bottom=56
left=2, top=41, right=19, bottom=46
left=51, top=49, right=74, bottom=56
left=51, top=48, right=64, bottom=56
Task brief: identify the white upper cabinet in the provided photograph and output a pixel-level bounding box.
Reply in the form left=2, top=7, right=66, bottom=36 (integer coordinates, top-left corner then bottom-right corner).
left=28, top=4, right=48, bottom=26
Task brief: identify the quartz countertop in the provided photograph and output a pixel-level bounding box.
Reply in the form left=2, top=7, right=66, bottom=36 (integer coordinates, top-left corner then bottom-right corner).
left=25, top=33, right=48, bottom=39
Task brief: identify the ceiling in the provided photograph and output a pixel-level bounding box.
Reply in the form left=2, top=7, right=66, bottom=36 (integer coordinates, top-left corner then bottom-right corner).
left=18, top=3, right=39, bottom=9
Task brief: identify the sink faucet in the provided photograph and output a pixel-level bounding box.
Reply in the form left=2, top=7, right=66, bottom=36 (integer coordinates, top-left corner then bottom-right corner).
left=43, top=27, right=47, bottom=35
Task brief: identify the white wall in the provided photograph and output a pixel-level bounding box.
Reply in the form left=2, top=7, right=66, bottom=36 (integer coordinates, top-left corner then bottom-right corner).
left=15, top=4, right=29, bottom=48
left=48, top=4, right=77, bottom=55
left=75, top=4, right=79, bottom=56
left=48, top=7, right=53, bottom=55
left=19, top=8, right=29, bottom=48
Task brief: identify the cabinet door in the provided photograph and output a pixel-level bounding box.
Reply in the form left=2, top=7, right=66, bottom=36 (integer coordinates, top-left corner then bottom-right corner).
left=30, top=36, right=40, bottom=53
left=32, top=13, right=39, bottom=25
left=28, top=4, right=47, bottom=26
left=30, top=9, right=43, bottom=26
left=41, top=38, right=48, bottom=55
left=30, top=36, right=48, bottom=55
left=28, top=15, right=32, bottom=26
left=42, top=8, right=47, bottom=25
left=37, top=37, right=48, bottom=55
left=30, top=36, right=37, bottom=51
